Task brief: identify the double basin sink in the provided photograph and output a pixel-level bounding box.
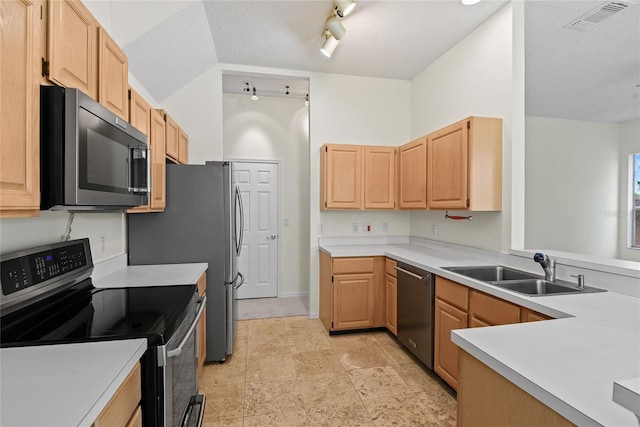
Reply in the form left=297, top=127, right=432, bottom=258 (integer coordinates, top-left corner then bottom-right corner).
left=442, top=265, right=605, bottom=296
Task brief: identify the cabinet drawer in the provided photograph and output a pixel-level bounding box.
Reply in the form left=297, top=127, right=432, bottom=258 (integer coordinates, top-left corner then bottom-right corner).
left=385, top=258, right=397, bottom=278
left=469, top=290, right=520, bottom=326
left=436, top=276, right=469, bottom=311
left=94, top=362, right=141, bottom=427
left=333, top=257, right=374, bottom=274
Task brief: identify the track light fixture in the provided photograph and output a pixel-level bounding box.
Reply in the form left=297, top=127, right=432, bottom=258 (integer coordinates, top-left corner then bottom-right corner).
left=334, top=0, right=355, bottom=17
left=305, top=94, right=309, bottom=106
left=251, top=87, right=258, bottom=101
left=325, top=13, right=346, bottom=40
left=320, top=30, right=339, bottom=58
left=285, top=86, right=290, bottom=95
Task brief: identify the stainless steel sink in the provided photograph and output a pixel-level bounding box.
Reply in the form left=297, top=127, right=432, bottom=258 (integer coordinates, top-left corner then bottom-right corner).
left=443, top=265, right=540, bottom=282
left=489, top=279, right=582, bottom=296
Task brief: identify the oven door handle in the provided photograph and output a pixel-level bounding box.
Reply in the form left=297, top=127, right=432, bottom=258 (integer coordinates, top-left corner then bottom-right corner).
left=167, top=296, right=207, bottom=359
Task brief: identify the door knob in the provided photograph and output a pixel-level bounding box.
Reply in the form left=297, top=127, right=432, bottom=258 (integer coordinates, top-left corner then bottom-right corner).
left=268, top=235, right=277, bottom=240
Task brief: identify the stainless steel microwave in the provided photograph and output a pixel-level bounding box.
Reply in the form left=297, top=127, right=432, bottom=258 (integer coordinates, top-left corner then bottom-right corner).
left=40, top=85, right=150, bottom=211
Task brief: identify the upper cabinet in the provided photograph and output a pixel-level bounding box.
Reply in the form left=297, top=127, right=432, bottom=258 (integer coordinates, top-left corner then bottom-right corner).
left=98, top=28, right=128, bottom=119
left=0, top=0, right=42, bottom=218
left=427, top=117, right=502, bottom=211
left=47, top=0, right=99, bottom=99
left=178, top=128, right=189, bottom=164
left=398, top=137, right=427, bottom=209
left=321, top=144, right=363, bottom=209
left=320, top=144, right=397, bottom=210
left=159, top=110, right=188, bottom=164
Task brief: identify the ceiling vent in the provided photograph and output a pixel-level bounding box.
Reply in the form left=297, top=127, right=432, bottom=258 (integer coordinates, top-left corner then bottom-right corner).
left=565, top=1, right=629, bottom=31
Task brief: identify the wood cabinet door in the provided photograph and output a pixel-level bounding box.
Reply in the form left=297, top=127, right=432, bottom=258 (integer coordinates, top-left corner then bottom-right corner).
left=469, top=290, right=520, bottom=327
left=149, top=109, right=167, bottom=211
left=434, top=298, right=467, bottom=391
left=332, top=273, right=375, bottom=330
left=385, top=274, right=397, bottom=336
left=178, top=128, right=189, bottom=164
left=364, top=146, right=395, bottom=209
left=98, top=27, right=128, bottom=119
left=319, top=251, right=333, bottom=332
left=520, top=308, right=552, bottom=323
left=0, top=0, right=41, bottom=218
left=427, top=119, right=468, bottom=209
left=398, top=137, right=427, bottom=209
left=126, top=89, right=152, bottom=214
left=322, top=144, right=363, bottom=209
left=162, top=112, right=179, bottom=161
left=47, top=0, right=98, bottom=99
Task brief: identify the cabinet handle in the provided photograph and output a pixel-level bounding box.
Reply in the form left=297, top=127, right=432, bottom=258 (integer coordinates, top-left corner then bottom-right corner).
left=395, top=266, right=428, bottom=281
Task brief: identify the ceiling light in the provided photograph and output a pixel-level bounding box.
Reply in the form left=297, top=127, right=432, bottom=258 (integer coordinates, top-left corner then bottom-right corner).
left=305, top=94, right=309, bottom=106
left=334, top=0, right=355, bottom=17
left=325, top=14, right=346, bottom=40
left=285, top=86, right=290, bottom=95
left=461, top=0, right=482, bottom=5
left=320, top=31, right=339, bottom=58
left=251, top=87, right=258, bottom=101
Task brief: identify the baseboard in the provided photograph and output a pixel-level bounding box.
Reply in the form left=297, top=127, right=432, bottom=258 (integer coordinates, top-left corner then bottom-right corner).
left=278, top=292, right=309, bottom=298
left=308, top=312, right=319, bottom=319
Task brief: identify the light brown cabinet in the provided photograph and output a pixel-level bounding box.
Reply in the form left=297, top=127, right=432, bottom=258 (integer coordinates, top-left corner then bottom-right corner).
left=427, top=116, right=502, bottom=211
left=178, top=128, right=189, bottom=164
left=469, top=289, right=520, bottom=327
left=47, top=0, right=99, bottom=99
left=384, top=258, right=398, bottom=336
left=98, top=27, right=128, bottom=119
left=319, top=252, right=385, bottom=332
left=128, top=91, right=166, bottom=213
left=93, top=362, right=141, bottom=427
left=0, top=0, right=42, bottom=218
left=320, top=144, right=363, bottom=209
left=197, top=273, right=207, bottom=377
left=364, top=146, right=396, bottom=209
left=159, top=110, right=188, bottom=164
left=398, top=137, right=427, bottom=209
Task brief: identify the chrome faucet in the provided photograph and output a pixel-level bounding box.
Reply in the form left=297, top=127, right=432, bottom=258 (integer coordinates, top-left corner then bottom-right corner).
left=534, top=253, right=556, bottom=282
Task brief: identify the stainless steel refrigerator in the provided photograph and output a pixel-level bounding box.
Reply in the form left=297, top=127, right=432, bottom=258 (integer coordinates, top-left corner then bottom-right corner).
left=127, top=161, right=244, bottom=362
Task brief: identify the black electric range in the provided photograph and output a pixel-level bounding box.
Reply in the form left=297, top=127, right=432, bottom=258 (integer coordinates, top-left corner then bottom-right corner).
left=0, top=238, right=206, bottom=427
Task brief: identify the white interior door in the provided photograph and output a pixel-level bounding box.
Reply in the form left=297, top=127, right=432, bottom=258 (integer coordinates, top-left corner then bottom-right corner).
left=235, top=161, right=279, bottom=299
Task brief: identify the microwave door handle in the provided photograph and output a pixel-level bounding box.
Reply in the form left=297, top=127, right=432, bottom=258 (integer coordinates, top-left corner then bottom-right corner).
left=166, top=296, right=206, bottom=358
left=126, top=156, right=131, bottom=192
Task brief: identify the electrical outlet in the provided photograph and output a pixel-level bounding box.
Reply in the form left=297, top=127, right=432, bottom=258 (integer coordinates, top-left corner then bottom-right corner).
left=352, top=223, right=359, bottom=233
left=283, top=218, right=289, bottom=226
left=317, top=224, right=323, bottom=234
left=363, top=223, right=372, bottom=233
left=432, top=225, right=437, bottom=237
left=382, top=223, right=388, bottom=232
left=100, top=236, right=106, bottom=254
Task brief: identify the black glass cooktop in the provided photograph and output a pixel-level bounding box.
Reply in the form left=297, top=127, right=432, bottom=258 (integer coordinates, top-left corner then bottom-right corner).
left=0, top=279, right=197, bottom=347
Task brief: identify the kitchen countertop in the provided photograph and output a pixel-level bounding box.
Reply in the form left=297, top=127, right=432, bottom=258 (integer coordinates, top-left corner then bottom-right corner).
left=0, top=339, right=147, bottom=427
left=92, top=262, right=208, bottom=288
left=614, top=378, right=640, bottom=421
left=320, top=242, right=640, bottom=426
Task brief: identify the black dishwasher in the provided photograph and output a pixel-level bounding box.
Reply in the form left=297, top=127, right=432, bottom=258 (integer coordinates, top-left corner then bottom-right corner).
left=396, top=262, right=435, bottom=369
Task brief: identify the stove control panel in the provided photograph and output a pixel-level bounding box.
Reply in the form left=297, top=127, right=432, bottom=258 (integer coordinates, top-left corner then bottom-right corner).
left=1, top=240, right=90, bottom=296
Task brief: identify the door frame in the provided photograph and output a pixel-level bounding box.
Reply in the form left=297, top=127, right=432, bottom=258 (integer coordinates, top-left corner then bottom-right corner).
left=225, top=158, right=282, bottom=298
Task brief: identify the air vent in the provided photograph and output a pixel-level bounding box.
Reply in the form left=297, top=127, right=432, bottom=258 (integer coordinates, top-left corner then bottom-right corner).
left=565, top=1, right=629, bottom=31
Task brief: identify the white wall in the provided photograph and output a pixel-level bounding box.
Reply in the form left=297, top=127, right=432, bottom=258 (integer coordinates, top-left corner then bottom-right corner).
left=409, top=4, right=514, bottom=253
left=222, top=94, right=310, bottom=296
left=618, top=119, right=640, bottom=261
left=525, top=116, right=622, bottom=259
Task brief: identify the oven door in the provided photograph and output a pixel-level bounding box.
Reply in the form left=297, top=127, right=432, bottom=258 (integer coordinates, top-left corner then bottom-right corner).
left=159, top=295, right=206, bottom=427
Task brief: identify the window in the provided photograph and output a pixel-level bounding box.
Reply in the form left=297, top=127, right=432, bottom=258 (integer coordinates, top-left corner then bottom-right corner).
left=633, top=153, right=640, bottom=248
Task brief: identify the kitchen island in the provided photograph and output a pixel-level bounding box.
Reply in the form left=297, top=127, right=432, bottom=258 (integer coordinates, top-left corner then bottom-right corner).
left=320, top=238, right=640, bottom=426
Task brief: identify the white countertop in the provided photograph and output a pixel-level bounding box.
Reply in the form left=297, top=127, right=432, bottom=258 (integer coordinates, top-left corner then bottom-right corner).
left=92, top=262, right=208, bottom=288
left=320, top=242, right=640, bottom=426
left=614, top=378, right=640, bottom=420
left=0, top=339, right=147, bottom=427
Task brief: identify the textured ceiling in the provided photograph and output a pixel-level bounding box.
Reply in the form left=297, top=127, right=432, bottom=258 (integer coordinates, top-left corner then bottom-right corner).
left=525, top=1, right=640, bottom=123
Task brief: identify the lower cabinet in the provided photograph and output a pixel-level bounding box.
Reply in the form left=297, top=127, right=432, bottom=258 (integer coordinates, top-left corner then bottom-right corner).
left=458, top=351, right=574, bottom=427
left=197, top=272, right=207, bottom=377
left=93, top=362, right=141, bottom=427
left=434, top=275, right=553, bottom=391
left=319, top=252, right=385, bottom=332
left=385, top=258, right=397, bottom=336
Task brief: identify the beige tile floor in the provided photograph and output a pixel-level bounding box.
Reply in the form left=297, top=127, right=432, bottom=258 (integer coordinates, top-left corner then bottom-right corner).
left=199, top=316, right=457, bottom=427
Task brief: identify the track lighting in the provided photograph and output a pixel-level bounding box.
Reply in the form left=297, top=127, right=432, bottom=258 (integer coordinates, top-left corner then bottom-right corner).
left=305, top=94, right=309, bottom=106
left=285, top=86, right=290, bottom=95
left=325, top=13, right=346, bottom=40
left=251, top=87, right=258, bottom=101
left=334, top=0, right=355, bottom=17
left=320, top=31, right=339, bottom=58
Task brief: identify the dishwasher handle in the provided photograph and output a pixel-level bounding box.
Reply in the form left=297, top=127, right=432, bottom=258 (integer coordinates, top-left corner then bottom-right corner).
left=395, top=266, right=430, bottom=282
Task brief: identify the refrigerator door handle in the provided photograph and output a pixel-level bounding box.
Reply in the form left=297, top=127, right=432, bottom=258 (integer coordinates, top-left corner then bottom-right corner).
left=233, top=272, right=245, bottom=290
left=235, top=186, right=245, bottom=256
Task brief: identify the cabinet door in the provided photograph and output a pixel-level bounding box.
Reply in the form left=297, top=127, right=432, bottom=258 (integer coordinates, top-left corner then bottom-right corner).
left=428, top=119, right=468, bottom=209
left=332, top=273, right=375, bottom=330
left=163, top=112, right=179, bottom=161
left=149, top=110, right=167, bottom=211
left=469, top=290, right=520, bottom=327
left=0, top=0, right=41, bottom=218
left=98, top=27, right=128, bottom=119
left=178, top=128, right=189, bottom=164
left=520, top=308, right=551, bottom=323
left=385, top=274, right=397, bottom=336
left=47, top=0, right=98, bottom=99
left=126, top=89, right=152, bottom=214
left=398, top=137, right=427, bottom=209
left=321, top=144, right=363, bottom=209
left=364, top=146, right=395, bottom=209
left=435, top=298, right=468, bottom=391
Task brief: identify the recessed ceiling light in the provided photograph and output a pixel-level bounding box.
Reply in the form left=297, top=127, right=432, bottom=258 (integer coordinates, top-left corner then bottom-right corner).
left=461, top=0, right=482, bottom=5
